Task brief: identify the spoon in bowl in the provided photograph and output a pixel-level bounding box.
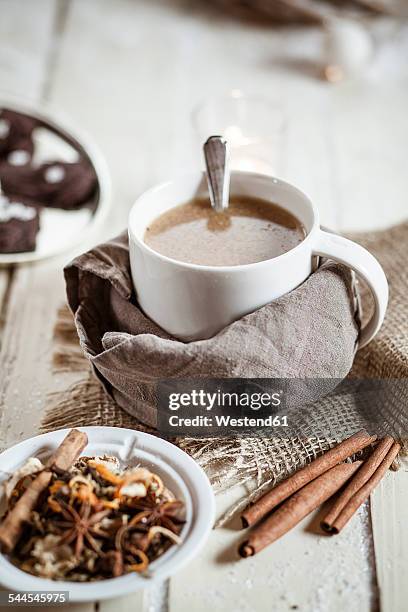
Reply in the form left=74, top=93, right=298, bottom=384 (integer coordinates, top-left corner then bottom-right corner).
left=203, top=136, right=230, bottom=212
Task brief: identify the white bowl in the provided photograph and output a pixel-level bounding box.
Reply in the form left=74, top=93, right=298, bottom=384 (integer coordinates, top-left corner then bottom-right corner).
left=0, top=427, right=215, bottom=602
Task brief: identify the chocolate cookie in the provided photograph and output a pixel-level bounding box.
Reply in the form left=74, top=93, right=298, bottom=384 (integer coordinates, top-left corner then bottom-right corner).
left=0, top=160, right=97, bottom=210
left=0, top=194, right=41, bottom=254
left=0, top=109, right=37, bottom=164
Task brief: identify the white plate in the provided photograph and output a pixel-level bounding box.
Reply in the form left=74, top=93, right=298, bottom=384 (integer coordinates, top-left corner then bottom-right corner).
left=0, top=96, right=110, bottom=265
left=0, top=427, right=215, bottom=602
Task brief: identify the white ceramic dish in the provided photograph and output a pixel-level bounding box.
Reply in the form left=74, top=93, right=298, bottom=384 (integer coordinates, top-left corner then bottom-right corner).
left=0, top=96, right=110, bottom=265
left=0, top=427, right=215, bottom=602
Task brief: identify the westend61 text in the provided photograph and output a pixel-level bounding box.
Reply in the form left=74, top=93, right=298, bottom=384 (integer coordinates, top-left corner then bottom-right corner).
left=168, top=414, right=289, bottom=428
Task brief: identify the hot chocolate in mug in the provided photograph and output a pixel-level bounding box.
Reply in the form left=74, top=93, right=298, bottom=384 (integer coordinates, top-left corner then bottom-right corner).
left=128, top=171, right=388, bottom=344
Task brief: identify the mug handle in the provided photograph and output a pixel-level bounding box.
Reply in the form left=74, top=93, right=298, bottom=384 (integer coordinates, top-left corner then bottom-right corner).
left=313, top=229, right=389, bottom=348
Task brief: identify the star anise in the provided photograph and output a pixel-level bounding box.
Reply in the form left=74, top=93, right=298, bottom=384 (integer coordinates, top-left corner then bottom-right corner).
left=56, top=501, right=111, bottom=558
left=132, top=498, right=185, bottom=533
left=150, top=500, right=184, bottom=533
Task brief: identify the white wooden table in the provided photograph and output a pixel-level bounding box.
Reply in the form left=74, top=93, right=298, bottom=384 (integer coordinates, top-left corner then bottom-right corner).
left=0, top=1, right=407, bottom=610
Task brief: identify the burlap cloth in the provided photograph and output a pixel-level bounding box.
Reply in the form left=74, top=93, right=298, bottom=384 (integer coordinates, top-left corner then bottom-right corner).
left=42, top=222, right=408, bottom=522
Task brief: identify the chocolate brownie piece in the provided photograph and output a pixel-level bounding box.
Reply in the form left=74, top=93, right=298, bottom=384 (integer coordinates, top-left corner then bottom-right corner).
left=0, top=159, right=97, bottom=210
left=0, top=109, right=37, bottom=163
left=0, top=194, right=40, bottom=254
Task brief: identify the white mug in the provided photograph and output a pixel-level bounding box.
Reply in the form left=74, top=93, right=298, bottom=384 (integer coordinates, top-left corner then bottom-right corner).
left=128, top=171, right=388, bottom=345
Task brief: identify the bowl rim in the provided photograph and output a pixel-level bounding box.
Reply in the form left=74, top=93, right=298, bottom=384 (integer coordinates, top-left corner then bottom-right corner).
left=128, top=169, right=318, bottom=274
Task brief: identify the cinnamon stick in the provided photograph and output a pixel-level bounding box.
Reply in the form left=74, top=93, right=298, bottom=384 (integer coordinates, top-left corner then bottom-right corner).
left=321, top=435, right=394, bottom=534
left=0, top=471, right=52, bottom=553
left=241, top=430, right=376, bottom=528
left=0, top=429, right=88, bottom=553
left=47, top=428, right=88, bottom=473
left=239, top=461, right=362, bottom=558
left=321, top=441, right=400, bottom=535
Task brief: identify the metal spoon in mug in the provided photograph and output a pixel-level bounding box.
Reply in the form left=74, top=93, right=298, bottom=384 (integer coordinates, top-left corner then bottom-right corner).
left=203, top=136, right=230, bottom=212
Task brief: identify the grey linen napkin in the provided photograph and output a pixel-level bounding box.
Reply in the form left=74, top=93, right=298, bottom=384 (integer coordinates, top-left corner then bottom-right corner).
left=64, top=231, right=359, bottom=428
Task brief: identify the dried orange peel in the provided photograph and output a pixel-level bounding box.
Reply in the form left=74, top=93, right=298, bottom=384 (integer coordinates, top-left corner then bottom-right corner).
left=47, top=480, right=66, bottom=513
left=126, top=550, right=149, bottom=573
left=49, top=480, right=65, bottom=495
left=101, top=498, right=120, bottom=510
left=47, top=496, right=62, bottom=513
left=88, top=460, right=123, bottom=485
left=68, top=475, right=98, bottom=506
left=88, top=461, right=163, bottom=502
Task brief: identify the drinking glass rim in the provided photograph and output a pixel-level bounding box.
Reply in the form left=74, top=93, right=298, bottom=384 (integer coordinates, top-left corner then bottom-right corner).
left=191, top=89, right=287, bottom=134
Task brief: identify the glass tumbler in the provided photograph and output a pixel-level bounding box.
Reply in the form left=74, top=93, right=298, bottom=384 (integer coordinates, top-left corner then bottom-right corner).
left=192, top=90, right=286, bottom=176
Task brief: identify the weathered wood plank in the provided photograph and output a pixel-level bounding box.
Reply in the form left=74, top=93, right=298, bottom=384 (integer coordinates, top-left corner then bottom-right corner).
left=12, top=604, right=94, bottom=612
left=0, top=0, right=59, bottom=349
left=0, top=0, right=57, bottom=99
left=0, top=270, right=11, bottom=324
left=0, top=261, right=66, bottom=450
left=331, top=83, right=408, bottom=233
left=169, top=486, right=376, bottom=611
left=0, top=0, right=61, bottom=451
left=99, top=592, right=145, bottom=612
left=370, top=468, right=408, bottom=612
